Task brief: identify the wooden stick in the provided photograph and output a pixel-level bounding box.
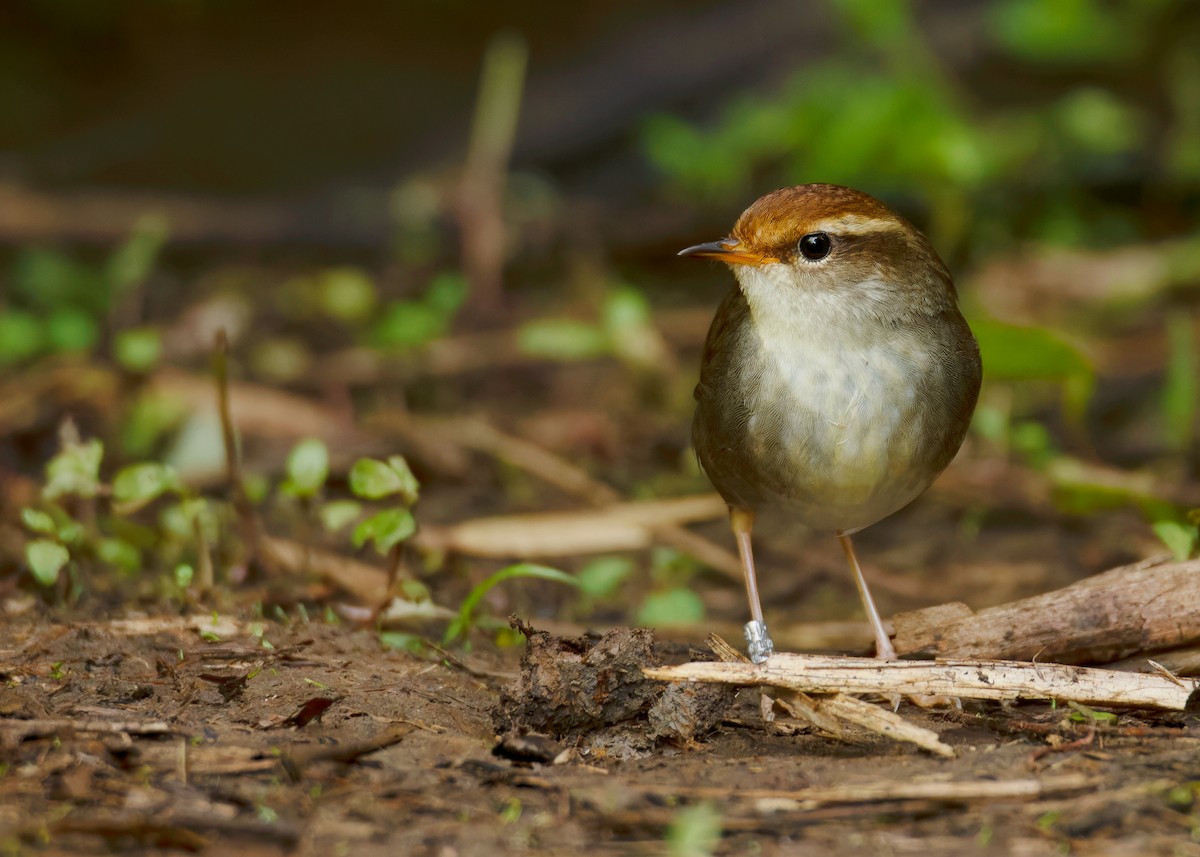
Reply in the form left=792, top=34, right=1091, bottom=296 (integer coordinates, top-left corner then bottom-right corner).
left=632, top=772, right=1091, bottom=805
left=646, top=653, right=1196, bottom=710
left=891, top=556, right=1200, bottom=663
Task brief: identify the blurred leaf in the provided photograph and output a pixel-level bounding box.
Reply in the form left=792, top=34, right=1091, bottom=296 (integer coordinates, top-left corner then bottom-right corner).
left=1066, top=700, right=1118, bottom=723
left=1054, top=88, right=1143, bottom=156
left=370, top=300, right=446, bottom=349
left=45, top=308, right=99, bottom=352
left=113, top=462, right=180, bottom=511
left=44, top=438, right=104, bottom=501
left=26, top=540, right=69, bottom=587
left=96, top=537, right=141, bottom=573
left=121, top=390, right=190, bottom=458
left=317, top=499, right=362, bottom=532
left=379, top=631, right=431, bottom=655
left=349, top=456, right=419, bottom=504
left=666, top=801, right=722, bottom=857
left=425, top=272, right=469, bottom=315
left=0, top=310, right=44, bottom=365
left=352, top=508, right=416, bottom=556
left=971, top=318, right=1095, bottom=415
left=1163, top=310, right=1197, bottom=452
left=10, top=248, right=106, bottom=311
left=106, top=213, right=168, bottom=294
left=159, top=498, right=216, bottom=543
left=1152, top=520, right=1198, bottom=561
left=577, top=556, right=635, bottom=599
left=444, top=563, right=578, bottom=646
left=316, top=267, right=377, bottom=323
left=113, top=326, right=163, bottom=373
left=20, top=507, right=57, bottom=535
left=175, top=563, right=195, bottom=588
left=517, top=319, right=609, bottom=361
left=988, top=0, right=1132, bottom=64
left=636, top=588, right=706, bottom=627
left=282, top=438, right=329, bottom=498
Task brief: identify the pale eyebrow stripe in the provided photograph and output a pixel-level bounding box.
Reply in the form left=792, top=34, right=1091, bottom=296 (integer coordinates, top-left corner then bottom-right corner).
left=807, top=214, right=904, bottom=237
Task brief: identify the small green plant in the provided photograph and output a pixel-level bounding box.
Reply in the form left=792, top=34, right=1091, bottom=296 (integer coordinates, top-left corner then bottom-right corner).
left=1, top=215, right=167, bottom=368
left=443, top=563, right=578, bottom=647
left=666, top=802, right=722, bottom=857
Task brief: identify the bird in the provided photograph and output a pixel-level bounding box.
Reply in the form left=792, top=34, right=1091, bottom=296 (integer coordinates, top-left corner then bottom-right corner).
left=680, top=183, right=982, bottom=663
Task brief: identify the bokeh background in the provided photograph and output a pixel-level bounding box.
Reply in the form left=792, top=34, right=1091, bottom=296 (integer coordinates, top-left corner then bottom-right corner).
left=1, top=0, right=1198, bottom=634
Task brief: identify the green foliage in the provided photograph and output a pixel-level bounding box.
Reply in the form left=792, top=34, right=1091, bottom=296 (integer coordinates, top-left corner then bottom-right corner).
left=970, top=318, right=1095, bottom=420
left=517, top=285, right=667, bottom=369
left=444, top=563, right=578, bottom=646
left=281, top=439, right=330, bottom=499
left=349, top=456, right=420, bottom=504
left=112, top=462, right=182, bottom=512
left=666, top=802, right=722, bottom=857
left=43, top=438, right=104, bottom=501
left=352, top=508, right=417, bottom=556
left=576, top=556, right=636, bottom=599
left=636, top=588, right=706, bottom=628
left=113, top=327, right=163, bottom=374
left=2, top=215, right=168, bottom=366
left=317, top=499, right=362, bottom=532
left=369, top=272, right=467, bottom=349
left=25, top=540, right=69, bottom=587
left=641, top=0, right=1186, bottom=254
left=1162, top=310, right=1198, bottom=452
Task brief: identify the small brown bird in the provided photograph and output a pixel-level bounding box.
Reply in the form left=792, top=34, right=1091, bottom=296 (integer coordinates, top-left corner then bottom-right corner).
left=681, top=184, right=981, bottom=662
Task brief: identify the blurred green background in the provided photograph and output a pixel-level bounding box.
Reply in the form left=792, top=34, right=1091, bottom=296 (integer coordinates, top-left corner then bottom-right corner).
left=1, top=0, right=1197, bottom=612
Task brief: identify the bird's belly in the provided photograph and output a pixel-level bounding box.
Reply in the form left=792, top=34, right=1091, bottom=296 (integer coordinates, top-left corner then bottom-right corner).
left=720, top=340, right=947, bottom=532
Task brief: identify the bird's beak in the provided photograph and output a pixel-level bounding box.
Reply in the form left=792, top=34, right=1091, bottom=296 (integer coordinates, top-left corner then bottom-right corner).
left=677, top=239, right=776, bottom=266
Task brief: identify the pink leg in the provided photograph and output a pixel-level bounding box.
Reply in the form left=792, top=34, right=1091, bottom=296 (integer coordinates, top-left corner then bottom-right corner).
left=837, top=532, right=896, bottom=659
left=730, top=507, right=773, bottom=662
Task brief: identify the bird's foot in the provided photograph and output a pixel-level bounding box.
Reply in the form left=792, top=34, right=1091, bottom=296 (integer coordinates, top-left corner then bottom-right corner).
left=744, top=620, right=775, bottom=664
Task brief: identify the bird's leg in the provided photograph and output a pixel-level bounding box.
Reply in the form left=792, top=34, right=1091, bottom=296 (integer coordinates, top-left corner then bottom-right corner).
left=730, top=507, right=774, bottom=663
left=836, top=532, right=896, bottom=659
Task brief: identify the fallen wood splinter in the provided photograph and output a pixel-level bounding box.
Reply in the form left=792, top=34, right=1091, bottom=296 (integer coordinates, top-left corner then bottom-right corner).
left=646, top=652, right=1198, bottom=711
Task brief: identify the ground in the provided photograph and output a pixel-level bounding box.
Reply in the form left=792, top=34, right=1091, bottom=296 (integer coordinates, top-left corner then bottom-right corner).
left=3, top=604, right=1199, bottom=856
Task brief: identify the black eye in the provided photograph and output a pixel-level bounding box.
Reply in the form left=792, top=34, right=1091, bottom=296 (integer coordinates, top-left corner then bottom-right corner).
left=798, top=232, right=832, bottom=261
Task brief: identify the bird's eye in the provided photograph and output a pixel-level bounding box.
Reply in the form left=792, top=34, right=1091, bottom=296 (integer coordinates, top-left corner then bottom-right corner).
left=798, top=232, right=832, bottom=261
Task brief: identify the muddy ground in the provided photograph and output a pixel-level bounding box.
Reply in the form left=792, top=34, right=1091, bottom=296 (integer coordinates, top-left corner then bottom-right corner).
left=3, top=602, right=1199, bottom=857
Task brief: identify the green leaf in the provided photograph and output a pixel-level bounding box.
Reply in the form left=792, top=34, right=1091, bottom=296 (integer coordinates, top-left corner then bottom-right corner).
left=316, top=267, right=378, bottom=323
left=113, top=326, right=163, bottom=373
left=20, top=508, right=57, bottom=535
left=96, top=537, right=141, bottom=573
left=349, top=456, right=419, bottom=503
left=444, top=564, right=578, bottom=645
left=516, top=319, right=609, bottom=361
left=1152, top=520, right=1198, bottom=561
left=666, top=801, right=722, bottom=857
left=1163, top=310, right=1197, bottom=452
left=1066, top=700, right=1118, bottom=723
left=26, top=540, right=69, bottom=587
left=112, top=462, right=180, bottom=511
left=636, top=588, right=706, bottom=627
left=44, top=438, right=104, bottom=501
left=352, top=508, right=416, bottom=556
left=106, top=213, right=168, bottom=293
left=0, top=310, right=45, bottom=365
left=370, top=300, right=446, bottom=349
left=175, top=564, right=195, bottom=587
left=378, top=631, right=431, bottom=655
left=282, top=438, right=329, bottom=498
left=317, top=499, right=362, bottom=532
left=45, top=308, right=99, bottom=352
left=577, top=556, right=635, bottom=599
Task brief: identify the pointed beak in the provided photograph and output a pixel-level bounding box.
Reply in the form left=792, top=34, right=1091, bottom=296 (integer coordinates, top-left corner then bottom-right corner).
left=677, top=238, right=776, bottom=266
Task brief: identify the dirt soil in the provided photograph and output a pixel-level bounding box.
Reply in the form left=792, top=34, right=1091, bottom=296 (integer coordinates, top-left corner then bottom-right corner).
left=3, top=608, right=1199, bottom=857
